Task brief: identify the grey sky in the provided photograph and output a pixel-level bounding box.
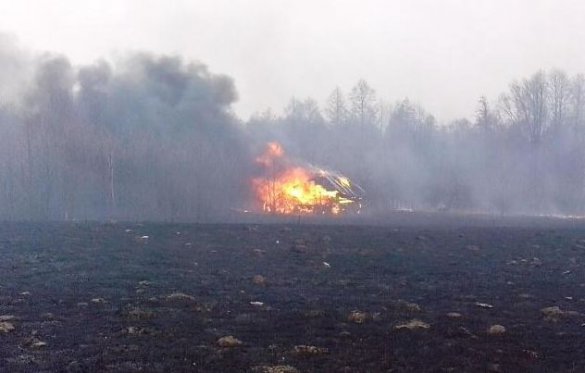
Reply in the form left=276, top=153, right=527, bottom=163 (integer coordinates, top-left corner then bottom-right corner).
left=1, top=0, right=585, bottom=122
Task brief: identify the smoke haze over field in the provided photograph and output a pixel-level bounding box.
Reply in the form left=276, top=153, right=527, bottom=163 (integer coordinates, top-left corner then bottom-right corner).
left=1, top=3, right=585, bottom=220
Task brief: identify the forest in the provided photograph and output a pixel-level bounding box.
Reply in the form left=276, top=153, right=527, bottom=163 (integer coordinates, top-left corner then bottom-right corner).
left=1, top=37, right=585, bottom=220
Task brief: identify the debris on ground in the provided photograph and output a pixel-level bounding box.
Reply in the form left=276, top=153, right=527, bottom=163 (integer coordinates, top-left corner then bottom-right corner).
left=125, top=308, right=156, bottom=321
left=487, top=324, right=506, bottom=336
left=348, top=310, right=368, bottom=324
left=217, top=335, right=243, bottom=347
left=40, top=313, right=56, bottom=321
left=22, top=337, right=47, bottom=349
left=394, top=319, right=431, bottom=330
left=251, top=365, right=300, bottom=373
left=396, top=300, right=422, bottom=313
left=125, top=326, right=159, bottom=336
left=291, top=239, right=309, bottom=253
left=252, top=275, right=267, bottom=286
left=165, top=292, right=196, bottom=302
left=0, top=321, right=15, bottom=333
left=541, top=306, right=580, bottom=321
left=292, top=345, right=329, bottom=356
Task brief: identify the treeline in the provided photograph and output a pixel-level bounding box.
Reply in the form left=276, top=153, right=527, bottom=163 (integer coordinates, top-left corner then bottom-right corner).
left=248, top=70, right=585, bottom=215
left=0, top=39, right=584, bottom=220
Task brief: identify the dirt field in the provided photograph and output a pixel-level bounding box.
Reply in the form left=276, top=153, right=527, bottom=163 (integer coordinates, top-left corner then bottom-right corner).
left=0, top=218, right=584, bottom=372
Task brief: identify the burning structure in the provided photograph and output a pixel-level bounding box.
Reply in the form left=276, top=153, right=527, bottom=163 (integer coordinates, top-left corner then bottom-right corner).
left=252, top=142, right=365, bottom=215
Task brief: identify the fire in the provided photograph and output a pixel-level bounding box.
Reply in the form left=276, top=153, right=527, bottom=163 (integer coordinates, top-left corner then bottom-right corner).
left=252, top=142, right=363, bottom=214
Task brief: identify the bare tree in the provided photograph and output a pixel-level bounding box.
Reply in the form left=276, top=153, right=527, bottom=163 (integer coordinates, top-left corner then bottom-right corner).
left=503, top=71, right=549, bottom=145
left=325, top=87, right=348, bottom=126
left=350, top=79, right=377, bottom=128
left=475, top=96, right=494, bottom=130
left=570, top=74, right=585, bottom=129
left=549, top=69, right=570, bottom=129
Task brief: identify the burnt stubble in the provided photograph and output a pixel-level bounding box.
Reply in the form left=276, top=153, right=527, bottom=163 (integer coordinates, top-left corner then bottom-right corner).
left=0, top=218, right=584, bottom=372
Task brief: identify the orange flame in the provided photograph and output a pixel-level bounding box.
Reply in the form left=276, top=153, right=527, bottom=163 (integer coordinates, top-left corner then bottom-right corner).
left=252, top=142, right=357, bottom=214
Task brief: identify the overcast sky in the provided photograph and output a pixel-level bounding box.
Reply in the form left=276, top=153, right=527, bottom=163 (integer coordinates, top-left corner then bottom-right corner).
left=1, top=0, right=585, bottom=122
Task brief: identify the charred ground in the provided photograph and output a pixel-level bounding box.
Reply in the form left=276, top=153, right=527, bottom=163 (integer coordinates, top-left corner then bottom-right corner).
left=0, top=217, right=584, bottom=372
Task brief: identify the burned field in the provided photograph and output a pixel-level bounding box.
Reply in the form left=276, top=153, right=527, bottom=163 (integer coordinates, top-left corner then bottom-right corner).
left=0, top=220, right=585, bottom=372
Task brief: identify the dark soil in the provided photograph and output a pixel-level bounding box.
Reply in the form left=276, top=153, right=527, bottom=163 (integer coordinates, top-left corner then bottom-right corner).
left=0, top=219, right=584, bottom=372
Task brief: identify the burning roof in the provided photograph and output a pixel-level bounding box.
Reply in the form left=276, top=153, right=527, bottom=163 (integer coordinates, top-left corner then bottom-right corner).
left=252, top=142, right=364, bottom=215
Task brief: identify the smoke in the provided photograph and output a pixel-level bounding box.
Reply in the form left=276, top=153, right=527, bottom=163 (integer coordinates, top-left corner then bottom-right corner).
left=0, top=35, right=249, bottom=221
left=0, top=34, right=33, bottom=106
left=0, top=33, right=584, bottom=221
